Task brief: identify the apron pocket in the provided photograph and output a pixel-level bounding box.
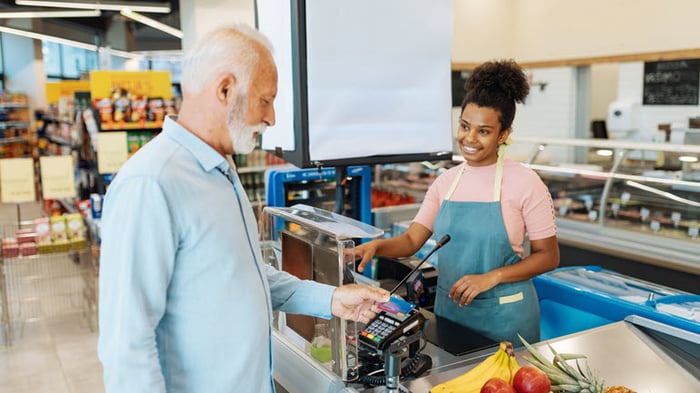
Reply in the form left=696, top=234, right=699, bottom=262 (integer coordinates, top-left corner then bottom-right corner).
left=498, top=291, right=524, bottom=305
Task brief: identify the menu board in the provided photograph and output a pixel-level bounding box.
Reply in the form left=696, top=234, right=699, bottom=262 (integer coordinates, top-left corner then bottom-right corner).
left=643, top=59, right=700, bottom=105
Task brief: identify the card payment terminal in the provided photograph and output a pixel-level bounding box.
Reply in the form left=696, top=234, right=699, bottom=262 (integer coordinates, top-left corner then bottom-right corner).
left=359, top=296, right=425, bottom=351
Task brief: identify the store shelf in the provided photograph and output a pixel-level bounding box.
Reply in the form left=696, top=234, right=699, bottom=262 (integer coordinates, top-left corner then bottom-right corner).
left=44, top=134, right=79, bottom=150
left=0, top=121, right=30, bottom=130
left=0, top=137, right=28, bottom=145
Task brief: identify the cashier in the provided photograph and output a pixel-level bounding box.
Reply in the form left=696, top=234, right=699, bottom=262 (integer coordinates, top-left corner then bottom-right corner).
left=355, top=60, right=560, bottom=343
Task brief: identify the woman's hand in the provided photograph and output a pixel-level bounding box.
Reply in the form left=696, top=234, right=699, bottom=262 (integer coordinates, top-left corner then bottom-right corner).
left=351, top=240, right=379, bottom=273
left=448, top=271, right=500, bottom=306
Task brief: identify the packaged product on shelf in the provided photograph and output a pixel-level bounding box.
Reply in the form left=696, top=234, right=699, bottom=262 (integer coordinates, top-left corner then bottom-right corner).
left=34, top=217, right=52, bottom=245
left=130, top=95, right=149, bottom=123
left=16, top=228, right=36, bottom=244
left=164, top=98, right=177, bottom=116
left=19, top=242, right=37, bottom=257
left=90, top=193, right=103, bottom=219
left=148, top=98, right=165, bottom=122
left=50, top=215, right=68, bottom=243
left=94, top=98, right=113, bottom=124
left=2, top=238, right=19, bottom=258
left=65, top=213, right=86, bottom=240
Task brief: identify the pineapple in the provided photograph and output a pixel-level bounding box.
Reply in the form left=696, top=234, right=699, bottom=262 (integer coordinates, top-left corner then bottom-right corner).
left=517, top=334, right=636, bottom=393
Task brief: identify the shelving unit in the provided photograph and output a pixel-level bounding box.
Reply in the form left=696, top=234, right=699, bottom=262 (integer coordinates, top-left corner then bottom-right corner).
left=0, top=93, right=33, bottom=160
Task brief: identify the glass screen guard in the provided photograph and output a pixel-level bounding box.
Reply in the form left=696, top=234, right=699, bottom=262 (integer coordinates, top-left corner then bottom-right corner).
left=261, top=204, right=384, bottom=387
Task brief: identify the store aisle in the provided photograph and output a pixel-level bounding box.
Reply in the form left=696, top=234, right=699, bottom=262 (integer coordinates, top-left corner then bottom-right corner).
left=0, top=202, right=104, bottom=393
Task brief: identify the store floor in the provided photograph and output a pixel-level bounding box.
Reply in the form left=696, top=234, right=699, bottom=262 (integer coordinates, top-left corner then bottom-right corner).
left=0, top=202, right=104, bottom=393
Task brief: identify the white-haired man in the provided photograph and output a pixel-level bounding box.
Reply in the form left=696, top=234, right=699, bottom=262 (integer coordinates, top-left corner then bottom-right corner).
left=98, top=25, right=389, bottom=393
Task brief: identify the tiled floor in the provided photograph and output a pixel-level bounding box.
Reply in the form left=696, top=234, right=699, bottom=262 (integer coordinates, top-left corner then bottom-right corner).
left=1, top=202, right=104, bottom=393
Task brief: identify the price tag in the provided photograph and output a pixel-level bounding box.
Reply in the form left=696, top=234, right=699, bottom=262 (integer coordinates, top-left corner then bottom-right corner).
left=650, top=221, right=660, bottom=232
left=0, top=158, right=36, bottom=202
left=689, top=227, right=699, bottom=238
left=640, top=207, right=650, bottom=222
left=621, top=192, right=631, bottom=204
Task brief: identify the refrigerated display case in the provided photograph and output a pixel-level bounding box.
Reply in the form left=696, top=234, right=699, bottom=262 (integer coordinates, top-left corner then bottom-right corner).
left=510, top=136, right=700, bottom=276
left=533, top=265, right=700, bottom=340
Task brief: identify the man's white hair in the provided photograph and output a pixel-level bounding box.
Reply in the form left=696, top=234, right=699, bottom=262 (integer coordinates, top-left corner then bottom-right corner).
left=181, top=24, right=273, bottom=96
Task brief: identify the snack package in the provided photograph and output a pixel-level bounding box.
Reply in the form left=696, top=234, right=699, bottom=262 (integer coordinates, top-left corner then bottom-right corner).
left=148, top=98, right=165, bottom=122
left=65, top=213, right=86, bottom=240
left=34, top=217, right=52, bottom=245
left=50, top=215, right=68, bottom=243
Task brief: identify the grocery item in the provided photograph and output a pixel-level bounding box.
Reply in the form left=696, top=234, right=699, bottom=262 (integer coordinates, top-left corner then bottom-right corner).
left=431, top=341, right=520, bottom=393
left=518, top=334, right=636, bottom=393
left=34, top=217, right=52, bottom=245
left=50, top=215, right=68, bottom=243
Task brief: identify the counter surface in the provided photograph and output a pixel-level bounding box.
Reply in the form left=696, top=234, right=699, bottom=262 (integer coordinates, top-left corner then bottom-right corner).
left=365, top=321, right=700, bottom=392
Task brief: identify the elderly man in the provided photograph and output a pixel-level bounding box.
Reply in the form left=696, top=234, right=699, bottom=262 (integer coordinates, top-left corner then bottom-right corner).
left=98, top=25, right=389, bottom=393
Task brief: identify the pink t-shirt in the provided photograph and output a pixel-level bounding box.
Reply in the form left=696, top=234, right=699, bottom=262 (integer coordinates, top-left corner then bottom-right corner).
left=413, top=159, right=557, bottom=257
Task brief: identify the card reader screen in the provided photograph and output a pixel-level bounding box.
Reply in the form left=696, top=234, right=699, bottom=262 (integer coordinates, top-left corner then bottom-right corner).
left=377, top=297, right=416, bottom=321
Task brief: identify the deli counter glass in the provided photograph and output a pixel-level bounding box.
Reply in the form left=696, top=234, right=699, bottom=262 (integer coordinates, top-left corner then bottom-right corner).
left=508, top=136, right=700, bottom=275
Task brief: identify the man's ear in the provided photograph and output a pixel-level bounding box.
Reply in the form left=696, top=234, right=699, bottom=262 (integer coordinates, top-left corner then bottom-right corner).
left=216, top=73, right=237, bottom=105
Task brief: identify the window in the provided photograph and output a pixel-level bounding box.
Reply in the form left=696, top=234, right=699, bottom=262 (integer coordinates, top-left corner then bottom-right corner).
left=43, top=41, right=98, bottom=80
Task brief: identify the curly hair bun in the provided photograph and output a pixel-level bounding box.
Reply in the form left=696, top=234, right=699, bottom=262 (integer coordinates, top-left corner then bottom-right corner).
left=465, top=59, right=529, bottom=104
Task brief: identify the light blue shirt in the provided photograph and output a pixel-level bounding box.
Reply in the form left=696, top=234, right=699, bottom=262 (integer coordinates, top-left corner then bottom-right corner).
left=98, top=116, right=336, bottom=393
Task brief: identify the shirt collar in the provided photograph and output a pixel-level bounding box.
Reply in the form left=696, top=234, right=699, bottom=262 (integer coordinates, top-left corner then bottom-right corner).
left=162, top=115, right=233, bottom=174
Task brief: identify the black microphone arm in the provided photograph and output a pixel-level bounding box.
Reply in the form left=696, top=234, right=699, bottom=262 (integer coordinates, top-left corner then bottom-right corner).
left=389, top=234, right=451, bottom=295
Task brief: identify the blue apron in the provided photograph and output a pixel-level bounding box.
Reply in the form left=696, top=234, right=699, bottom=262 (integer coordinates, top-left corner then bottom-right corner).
left=433, top=156, right=540, bottom=344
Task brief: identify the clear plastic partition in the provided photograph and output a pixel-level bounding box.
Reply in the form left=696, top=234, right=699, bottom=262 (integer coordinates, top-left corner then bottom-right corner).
left=261, top=204, right=383, bottom=382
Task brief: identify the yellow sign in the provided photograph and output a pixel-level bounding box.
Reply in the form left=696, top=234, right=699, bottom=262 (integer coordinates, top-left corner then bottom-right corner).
left=40, top=156, right=76, bottom=199
left=45, top=80, right=91, bottom=104
left=0, top=158, right=36, bottom=203
left=97, top=132, right=129, bottom=174
left=89, top=71, right=172, bottom=99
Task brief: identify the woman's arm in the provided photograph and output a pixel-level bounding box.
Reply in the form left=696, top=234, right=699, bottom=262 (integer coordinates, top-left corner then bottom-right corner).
left=449, top=235, right=559, bottom=306
left=354, top=222, right=433, bottom=273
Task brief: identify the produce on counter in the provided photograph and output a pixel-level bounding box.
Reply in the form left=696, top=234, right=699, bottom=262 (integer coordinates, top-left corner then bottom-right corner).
left=431, top=341, right=520, bottom=393
left=518, top=334, right=636, bottom=393
left=512, top=366, right=551, bottom=393
left=480, top=377, right=516, bottom=393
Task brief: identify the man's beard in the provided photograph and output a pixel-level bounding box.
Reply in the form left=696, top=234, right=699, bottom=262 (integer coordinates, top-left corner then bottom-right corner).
left=227, top=94, right=266, bottom=155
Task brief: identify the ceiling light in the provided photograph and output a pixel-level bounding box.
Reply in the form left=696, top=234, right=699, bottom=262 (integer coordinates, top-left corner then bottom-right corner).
left=15, top=0, right=170, bottom=13
left=679, top=156, right=699, bottom=163
left=120, top=8, right=183, bottom=39
left=595, top=149, right=613, bottom=157
left=0, top=25, right=139, bottom=59
left=0, top=9, right=100, bottom=18
left=0, top=25, right=96, bottom=50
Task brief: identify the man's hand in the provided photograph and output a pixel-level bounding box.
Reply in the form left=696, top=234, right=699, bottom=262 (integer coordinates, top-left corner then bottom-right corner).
left=331, top=284, right=390, bottom=323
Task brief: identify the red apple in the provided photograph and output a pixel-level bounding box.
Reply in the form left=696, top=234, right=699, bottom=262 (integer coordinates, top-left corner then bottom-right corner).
left=480, top=377, right=516, bottom=393
left=513, top=365, right=551, bottom=393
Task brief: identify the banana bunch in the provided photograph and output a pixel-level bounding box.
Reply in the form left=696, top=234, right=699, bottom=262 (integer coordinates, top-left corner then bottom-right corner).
left=430, top=341, right=520, bottom=393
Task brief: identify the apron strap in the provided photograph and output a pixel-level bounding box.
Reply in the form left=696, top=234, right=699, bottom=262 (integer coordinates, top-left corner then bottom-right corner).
left=445, top=157, right=505, bottom=202
left=493, top=151, right=505, bottom=202
left=445, top=164, right=466, bottom=200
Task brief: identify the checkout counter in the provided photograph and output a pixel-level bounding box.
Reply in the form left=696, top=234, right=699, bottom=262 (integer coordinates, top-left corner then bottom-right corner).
left=262, top=204, right=700, bottom=392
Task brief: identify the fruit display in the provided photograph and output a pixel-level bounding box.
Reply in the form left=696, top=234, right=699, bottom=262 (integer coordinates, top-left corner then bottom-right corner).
left=512, top=366, right=551, bottom=393
left=518, top=334, right=637, bottom=393
left=430, top=341, right=520, bottom=393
